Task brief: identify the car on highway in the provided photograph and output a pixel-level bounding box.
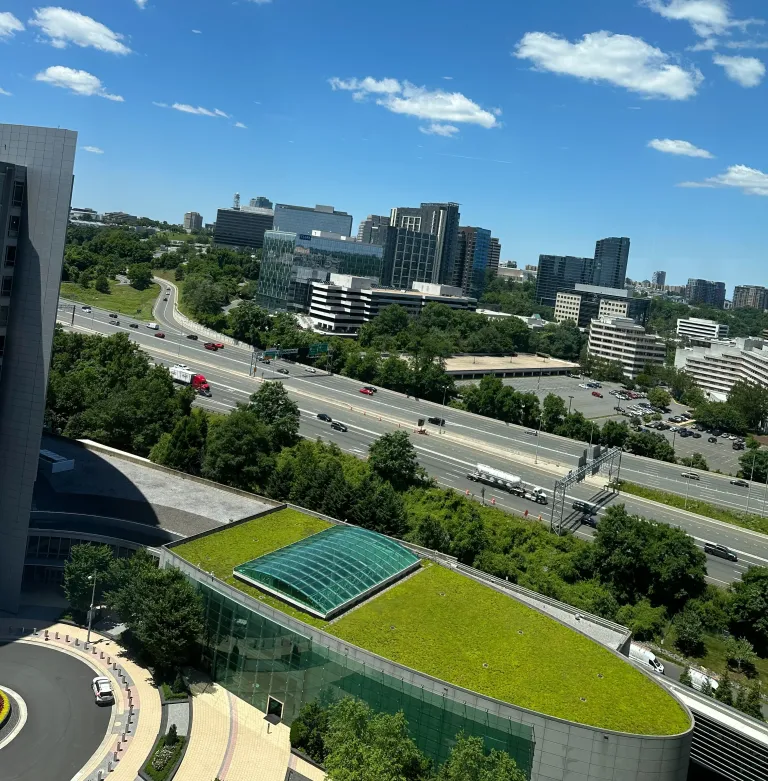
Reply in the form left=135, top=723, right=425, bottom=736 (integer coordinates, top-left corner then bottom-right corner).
left=591, top=391, right=603, bottom=398
left=204, top=342, right=219, bottom=351
left=730, top=479, right=749, bottom=487
left=81, top=305, right=92, bottom=312
left=708, top=436, right=718, bottom=443
left=428, top=416, right=446, bottom=425
left=108, top=313, right=118, bottom=319
left=163, top=297, right=168, bottom=302
left=277, top=368, right=289, bottom=375
left=92, top=676, right=115, bottom=705
left=186, top=334, right=198, bottom=340
left=681, top=472, right=700, bottom=480
left=359, top=387, right=374, bottom=395
left=331, top=421, right=348, bottom=432
left=704, top=542, right=737, bottom=562
left=154, top=331, right=166, bottom=338
left=212, top=342, right=224, bottom=349
left=129, top=323, right=139, bottom=329
left=317, top=413, right=332, bottom=422
left=363, top=385, right=377, bottom=393
left=305, top=367, right=317, bottom=373
left=113, top=320, right=121, bottom=326
left=525, top=429, right=538, bottom=435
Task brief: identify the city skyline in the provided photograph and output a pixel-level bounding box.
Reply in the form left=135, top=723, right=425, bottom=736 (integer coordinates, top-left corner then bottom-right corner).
left=0, top=0, right=767, bottom=286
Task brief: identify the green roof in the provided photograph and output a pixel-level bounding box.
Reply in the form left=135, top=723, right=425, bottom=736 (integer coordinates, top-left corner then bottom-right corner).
left=173, top=510, right=691, bottom=735
left=233, top=526, right=420, bottom=619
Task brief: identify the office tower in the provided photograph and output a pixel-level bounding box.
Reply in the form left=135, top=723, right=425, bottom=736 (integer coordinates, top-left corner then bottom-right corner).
left=686, top=278, right=726, bottom=309
left=587, top=317, right=665, bottom=379
left=652, top=270, right=667, bottom=288
left=257, top=230, right=384, bottom=311
left=250, top=196, right=273, bottom=209
left=183, top=211, right=203, bottom=231
left=488, top=237, right=501, bottom=278
left=535, top=255, right=593, bottom=307
left=593, top=237, right=630, bottom=289
left=381, top=227, right=438, bottom=289
left=389, top=202, right=460, bottom=285
left=733, top=285, right=768, bottom=311
left=357, top=214, right=390, bottom=245
left=273, top=204, right=353, bottom=237
left=455, top=226, right=492, bottom=299
left=213, top=206, right=274, bottom=250
left=555, top=284, right=651, bottom=328
left=0, top=124, right=77, bottom=612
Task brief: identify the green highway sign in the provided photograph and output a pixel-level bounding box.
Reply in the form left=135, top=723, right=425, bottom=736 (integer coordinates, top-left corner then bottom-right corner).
left=309, top=342, right=329, bottom=356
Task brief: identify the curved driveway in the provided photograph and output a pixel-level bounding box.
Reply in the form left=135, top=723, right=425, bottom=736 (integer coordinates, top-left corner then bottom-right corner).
left=0, top=642, right=111, bottom=781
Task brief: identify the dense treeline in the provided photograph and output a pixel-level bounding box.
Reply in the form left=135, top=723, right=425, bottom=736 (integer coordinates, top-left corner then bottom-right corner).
left=648, top=296, right=768, bottom=340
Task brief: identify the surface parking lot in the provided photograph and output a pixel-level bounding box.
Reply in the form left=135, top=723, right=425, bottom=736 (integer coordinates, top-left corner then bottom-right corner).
left=458, top=374, right=744, bottom=475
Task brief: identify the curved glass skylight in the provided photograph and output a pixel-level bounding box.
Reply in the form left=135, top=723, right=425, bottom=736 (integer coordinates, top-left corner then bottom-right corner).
left=233, top=525, right=420, bottom=619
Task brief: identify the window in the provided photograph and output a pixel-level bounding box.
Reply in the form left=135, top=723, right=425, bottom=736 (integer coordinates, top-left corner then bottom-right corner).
left=8, top=215, right=20, bottom=237
left=0, top=306, right=7, bottom=326
left=0, top=335, right=5, bottom=356
left=12, top=182, right=24, bottom=207
left=5, top=245, right=16, bottom=266
left=1, top=276, right=12, bottom=296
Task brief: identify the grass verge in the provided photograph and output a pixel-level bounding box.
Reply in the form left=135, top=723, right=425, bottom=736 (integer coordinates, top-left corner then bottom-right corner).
left=60, top=280, right=160, bottom=321
left=143, top=736, right=186, bottom=781
left=617, top=480, right=768, bottom=536
left=328, top=563, right=690, bottom=735
left=0, top=689, right=10, bottom=728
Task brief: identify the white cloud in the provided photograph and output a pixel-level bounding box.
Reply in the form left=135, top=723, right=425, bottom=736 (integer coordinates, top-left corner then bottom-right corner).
left=419, top=123, right=459, bottom=137
left=713, top=53, right=765, bottom=86
left=648, top=138, right=714, bottom=157
left=642, top=0, right=762, bottom=37
left=514, top=31, right=703, bottom=100
left=152, top=101, right=168, bottom=108
left=0, top=87, right=11, bottom=96
left=29, top=7, right=131, bottom=54
left=330, top=76, right=500, bottom=131
left=679, top=164, right=768, bottom=195
left=246, top=0, right=272, bottom=4
left=0, top=11, right=24, bottom=38
left=156, top=102, right=230, bottom=117
left=35, top=66, right=124, bottom=101
left=234, top=121, right=247, bottom=129
left=192, top=29, right=202, bottom=34
left=135, top=0, right=148, bottom=8
left=443, top=76, right=453, bottom=80
left=723, top=39, right=768, bottom=49
left=82, top=145, right=104, bottom=154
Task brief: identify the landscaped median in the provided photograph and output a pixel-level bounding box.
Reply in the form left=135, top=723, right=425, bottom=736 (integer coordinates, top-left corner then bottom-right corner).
left=0, top=688, right=10, bottom=729
left=142, top=725, right=186, bottom=781
left=60, top=280, right=161, bottom=320
left=616, top=480, right=768, bottom=536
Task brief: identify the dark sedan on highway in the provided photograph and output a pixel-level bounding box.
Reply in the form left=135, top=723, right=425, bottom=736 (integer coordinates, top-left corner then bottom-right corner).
left=730, top=479, right=749, bottom=488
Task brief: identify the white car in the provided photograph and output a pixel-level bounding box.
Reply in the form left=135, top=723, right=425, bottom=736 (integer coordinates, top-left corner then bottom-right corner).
left=81, top=305, right=92, bottom=313
left=92, top=676, right=115, bottom=705
left=578, top=383, right=590, bottom=389
left=304, top=367, right=317, bottom=374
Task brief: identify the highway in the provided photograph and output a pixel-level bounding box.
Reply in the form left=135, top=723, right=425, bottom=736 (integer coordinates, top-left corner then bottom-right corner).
left=55, top=286, right=768, bottom=585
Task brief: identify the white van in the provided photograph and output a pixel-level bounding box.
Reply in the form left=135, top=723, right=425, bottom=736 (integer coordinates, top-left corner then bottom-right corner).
left=629, top=643, right=665, bottom=675
left=689, top=669, right=719, bottom=693
left=146, top=322, right=159, bottom=330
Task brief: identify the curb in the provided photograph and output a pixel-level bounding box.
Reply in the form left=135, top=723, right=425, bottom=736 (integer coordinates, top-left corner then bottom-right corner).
left=0, top=689, right=10, bottom=730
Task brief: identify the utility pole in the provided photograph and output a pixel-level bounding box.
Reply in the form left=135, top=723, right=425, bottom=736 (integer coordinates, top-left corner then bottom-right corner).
left=86, top=572, right=97, bottom=644
left=534, top=415, right=544, bottom=464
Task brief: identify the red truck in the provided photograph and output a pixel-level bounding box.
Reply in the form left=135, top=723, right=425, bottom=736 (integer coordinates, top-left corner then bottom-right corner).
left=169, top=364, right=211, bottom=396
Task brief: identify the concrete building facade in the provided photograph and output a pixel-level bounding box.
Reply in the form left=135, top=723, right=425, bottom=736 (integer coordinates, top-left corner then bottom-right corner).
left=357, top=214, right=390, bottom=245
left=587, top=316, right=666, bottom=378
left=652, top=270, right=667, bottom=288
left=183, top=211, right=203, bottom=231
left=554, top=284, right=650, bottom=329
left=686, top=279, right=726, bottom=309
left=733, top=285, right=768, bottom=311
left=676, top=317, right=730, bottom=345
left=0, top=124, right=77, bottom=612
left=488, top=237, right=501, bottom=278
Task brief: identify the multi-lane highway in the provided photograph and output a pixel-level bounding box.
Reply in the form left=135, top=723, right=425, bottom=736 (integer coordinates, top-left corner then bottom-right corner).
left=55, top=286, right=768, bottom=585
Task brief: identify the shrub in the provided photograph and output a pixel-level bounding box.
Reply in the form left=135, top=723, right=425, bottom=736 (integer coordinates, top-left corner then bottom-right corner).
left=166, top=723, right=178, bottom=747
left=152, top=744, right=176, bottom=771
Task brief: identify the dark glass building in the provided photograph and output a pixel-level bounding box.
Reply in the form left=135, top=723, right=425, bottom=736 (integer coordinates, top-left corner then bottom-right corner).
left=257, top=230, right=384, bottom=311
left=357, top=214, right=390, bottom=245
left=213, top=206, right=274, bottom=250
left=593, top=237, right=630, bottom=290
left=382, top=227, right=438, bottom=289
left=535, top=255, right=593, bottom=307
left=274, top=204, right=353, bottom=237
left=455, top=227, right=492, bottom=300
left=686, top=278, right=727, bottom=309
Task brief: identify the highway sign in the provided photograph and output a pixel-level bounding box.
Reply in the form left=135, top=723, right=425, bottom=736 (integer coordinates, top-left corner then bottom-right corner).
left=280, top=348, right=299, bottom=355
left=309, top=343, right=329, bottom=356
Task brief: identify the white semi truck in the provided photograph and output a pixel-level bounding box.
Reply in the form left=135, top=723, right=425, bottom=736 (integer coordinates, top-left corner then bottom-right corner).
left=466, top=463, right=548, bottom=504
left=169, top=364, right=212, bottom=396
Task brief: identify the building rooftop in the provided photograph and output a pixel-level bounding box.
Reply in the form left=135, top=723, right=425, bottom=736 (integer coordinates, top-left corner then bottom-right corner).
left=443, top=354, right=578, bottom=373
left=172, top=509, right=690, bottom=736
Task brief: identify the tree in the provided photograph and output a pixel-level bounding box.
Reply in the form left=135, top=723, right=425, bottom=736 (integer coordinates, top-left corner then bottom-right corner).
left=412, top=516, right=450, bottom=552
left=106, top=549, right=159, bottom=627
left=728, top=380, right=768, bottom=432
left=323, top=698, right=433, bottom=781
left=127, top=262, right=153, bottom=291
left=63, top=543, right=115, bottom=614
left=724, top=636, right=758, bottom=672
left=290, top=701, right=329, bottom=764
left=673, top=605, right=705, bottom=656
left=150, top=409, right=208, bottom=475
left=729, top=566, right=768, bottom=653
left=600, top=420, right=631, bottom=448
left=246, top=381, right=300, bottom=450
left=739, top=449, right=768, bottom=486
left=541, top=393, right=567, bottom=433
left=94, top=275, right=111, bottom=294
left=202, top=410, right=274, bottom=490
left=714, top=669, right=734, bottom=707
left=615, top=600, right=667, bottom=641
left=679, top=452, right=709, bottom=471
left=227, top=301, right=270, bottom=345
left=438, top=733, right=526, bottom=781
left=368, top=431, right=421, bottom=491
left=678, top=667, right=693, bottom=688
left=736, top=679, right=765, bottom=721
left=647, top=387, right=672, bottom=410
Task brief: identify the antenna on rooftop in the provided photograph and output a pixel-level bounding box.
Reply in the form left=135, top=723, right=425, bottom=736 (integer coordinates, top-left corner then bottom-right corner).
left=233, top=192, right=241, bottom=209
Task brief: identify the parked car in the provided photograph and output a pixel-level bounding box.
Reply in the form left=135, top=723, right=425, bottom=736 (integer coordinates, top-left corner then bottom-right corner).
left=708, top=437, right=718, bottom=443
left=704, top=542, right=737, bottom=562
left=692, top=432, right=702, bottom=439
left=186, top=333, right=198, bottom=340
left=154, top=331, right=165, bottom=338
left=591, top=391, right=603, bottom=398
left=317, top=413, right=332, bottom=422
left=359, top=387, right=374, bottom=395
left=129, top=323, right=139, bottom=329
left=92, top=676, right=115, bottom=705
left=730, top=479, right=749, bottom=487
left=681, top=472, right=700, bottom=480
left=428, top=416, right=446, bottom=425
left=108, top=313, right=118, bottom=319
left=277, top=368, right=289, bottom=375
left=204, top=342, right=219, bottom=351
left=331, top=421, right=348, bottom=432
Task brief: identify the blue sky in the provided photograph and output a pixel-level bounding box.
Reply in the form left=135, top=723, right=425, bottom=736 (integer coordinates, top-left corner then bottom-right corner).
left=1, top=0, right=766, bottom=291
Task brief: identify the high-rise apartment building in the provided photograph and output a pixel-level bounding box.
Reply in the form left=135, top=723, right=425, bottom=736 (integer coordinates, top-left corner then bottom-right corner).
left=273, top=204, right=353, bottom=237
left=686, top=278, right=726, bottom=308
left=213, top=206, right=274, bottom=250
left=0, top=124, right=77, bottom=612
left=250, top=196, right=273, bottom=209
left=455, top=226, right=492, bottom=299
left=535, top=255, right=593, bottom=307
left=593, top=237, right=630, bottom=289
left=357, top=215, right=390, bottom=245
left=389, top=202, right=460, bottom=285
left=652, top=270, right=667, bottom=288
left=382, top=227, right=438, bottom=289
left=183, top=211, right=203, bottom=231
left=488, top=237, right=501, bottom=278
left=733, top=285, right=768, bottom=311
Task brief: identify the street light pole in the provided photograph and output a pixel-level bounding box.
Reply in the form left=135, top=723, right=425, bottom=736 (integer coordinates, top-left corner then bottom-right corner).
left=534, top=415, right=543, bottom=464
left=684, top=476, right=691, bottom=510
left=746, top=451, right=757, bottom=515
left=568, top=395, right=574, bottom=416
left=86, top=572, right=97, bottom=644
